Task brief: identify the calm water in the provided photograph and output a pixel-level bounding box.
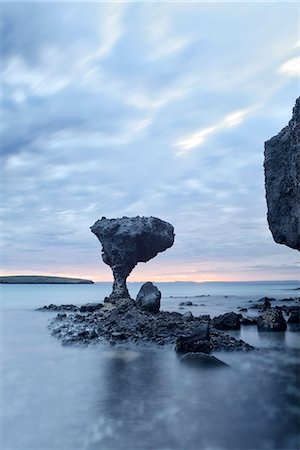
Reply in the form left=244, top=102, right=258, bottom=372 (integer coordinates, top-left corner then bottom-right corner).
left=1, top=281, right=300, bottom=450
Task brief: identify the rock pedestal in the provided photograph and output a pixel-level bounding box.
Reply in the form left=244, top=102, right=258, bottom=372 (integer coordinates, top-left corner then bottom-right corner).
left=91, top=216, right=174, bottom=299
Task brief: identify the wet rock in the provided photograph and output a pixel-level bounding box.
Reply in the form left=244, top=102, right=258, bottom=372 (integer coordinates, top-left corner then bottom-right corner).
left=179, top=301, right=193, bottom=306
left=37, top=304, right=78, bottom=312
left=136, top=282, right=161, bottom=313
left=182, top=311, right=193, bottom=320
left=47, top=300, right=254, bottom=352
left=176, top=322, right=211, bottom=354
left=90, top=216, right=174, bottom=299
left=180, top=352, right=228, bottom=368
left=240, top=316, right=257, bottom=325
left=264, top=97, right=300, bottom=250
left=212, top=312, right=242, bottom=330
left=79, top=303, right=103, bottom=313
left=287, top=310, right=300, bottom=324
left=257, top=307, right=287, bottom=331
left=56, top=313, right=67, bottom=320
left=258, top=299, right=272, bottom=312
left=257, top=297, right=276, bottom=303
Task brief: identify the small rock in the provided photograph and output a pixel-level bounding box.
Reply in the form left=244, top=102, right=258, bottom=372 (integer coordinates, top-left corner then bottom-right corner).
left=183, top=311, right=193, bottom=320
left=136, top=282, right=161, bottom=313
left=57, top=313, right=67, bottom=320
left=179, top=301, right=193, bottom=306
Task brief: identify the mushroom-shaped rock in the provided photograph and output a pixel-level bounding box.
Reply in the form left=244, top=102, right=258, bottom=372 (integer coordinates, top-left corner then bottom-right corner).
left=91, top=216, right=175, bottom=299
left=136, top=282, right=161, bottom=313
left=264, top=97, right=300, bottom=251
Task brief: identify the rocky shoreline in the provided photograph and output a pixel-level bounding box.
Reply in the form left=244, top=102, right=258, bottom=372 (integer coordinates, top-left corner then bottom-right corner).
left=43, top=298, right=254, bottom=351
left=38, top=290, right=300, bottom=357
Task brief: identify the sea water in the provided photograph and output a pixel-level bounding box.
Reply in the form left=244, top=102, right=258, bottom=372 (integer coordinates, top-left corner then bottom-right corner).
left=0, top=281, right=299, bottom=450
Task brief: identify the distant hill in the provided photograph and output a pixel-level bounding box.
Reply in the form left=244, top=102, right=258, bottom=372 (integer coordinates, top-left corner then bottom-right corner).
left=0, top=276, right=94, bottom=284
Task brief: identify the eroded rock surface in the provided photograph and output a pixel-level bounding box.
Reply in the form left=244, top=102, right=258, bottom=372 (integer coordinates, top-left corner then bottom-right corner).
left=264, top=97, right=300, bottom=250
left=46, top=298, right=254, bottom=351
left=136, top=282, right=161, bottom=313
left=91, top=216, right=174, bottom=299
left=257, top=307, right=287, bottom=331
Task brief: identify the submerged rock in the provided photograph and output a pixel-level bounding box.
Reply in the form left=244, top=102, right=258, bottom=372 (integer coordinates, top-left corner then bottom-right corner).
left=136, top=282, right=161, bottom=313
left=91, top=216, right=174, bottom=299
left=180, top=352, right=228, bottom=368
left=212, top=312, right=242, bottom=330
left=264, top=97, right=300, bottom=250
left=179, top=301, right=194, bottom=306
left=257, top=307, right=287, bottom=331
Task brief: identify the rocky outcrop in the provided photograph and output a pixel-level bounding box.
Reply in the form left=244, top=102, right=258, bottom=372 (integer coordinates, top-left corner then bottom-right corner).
left=212, top=312, right=242, bottom=330
left=91, top=216, right=175, bottom=299
left=257, top=307, right=287, bottom=331
left=136, top=282, right=161, bottom=313
left=46, top=298, right=254, bottom=351
left=264, top=97, right=300, bottom=250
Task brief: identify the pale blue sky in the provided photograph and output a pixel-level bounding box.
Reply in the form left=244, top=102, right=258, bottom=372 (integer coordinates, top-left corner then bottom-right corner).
left=1, top=1, right=299, bottom=281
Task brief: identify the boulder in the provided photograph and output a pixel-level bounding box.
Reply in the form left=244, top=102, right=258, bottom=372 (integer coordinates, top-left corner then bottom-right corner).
left=257, top=307, right=287, bottom=331
left=136, top=282, right=161, bottom=313
left=176, top=322, right=211, bottom=354
left=212, top=312, right=242, bottom=330
left=91, top=216, right=174, bottom=299
left=180, top=352, right=228, bottom=368
left=264, top=97, right=300, bottom=250
left=182, top=311, right=193, bottom=320
left=179, top=301, right=193, bottom=306
left=287, top=310, right=300, bottom=324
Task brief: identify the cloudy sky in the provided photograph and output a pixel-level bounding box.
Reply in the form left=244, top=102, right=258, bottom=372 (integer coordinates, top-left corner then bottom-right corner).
left=1, top=1, right=299, bottom=282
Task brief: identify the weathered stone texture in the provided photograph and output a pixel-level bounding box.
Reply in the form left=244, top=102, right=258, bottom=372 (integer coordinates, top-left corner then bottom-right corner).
left=264, top=97, right=300, bottom=251
left=91, top=216, right=174, bottom=299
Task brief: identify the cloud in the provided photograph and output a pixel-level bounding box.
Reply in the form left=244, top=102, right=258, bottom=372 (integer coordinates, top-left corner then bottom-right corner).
left=1, top=1, right=299, bottom=281
left=174, top=107, right=256, bottom=155
left=279, top=56, right=300, bottom=77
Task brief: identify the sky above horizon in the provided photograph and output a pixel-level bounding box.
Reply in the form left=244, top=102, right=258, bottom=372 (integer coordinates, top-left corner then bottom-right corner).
left=1, top=1, right=299, bottom=282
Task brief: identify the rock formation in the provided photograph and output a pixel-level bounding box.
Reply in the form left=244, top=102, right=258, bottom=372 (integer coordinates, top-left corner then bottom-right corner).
left=136, top=282, right=161, bottom=313
left=91, top=216, right=175, bottom=299
left=264, top=97, right=300, bottom=251
left=257, top=307, right=287, bottom=331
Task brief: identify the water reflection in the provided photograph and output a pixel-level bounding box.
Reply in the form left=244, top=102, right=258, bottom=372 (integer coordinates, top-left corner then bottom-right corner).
left=83, top=345, right=300, bottom=450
